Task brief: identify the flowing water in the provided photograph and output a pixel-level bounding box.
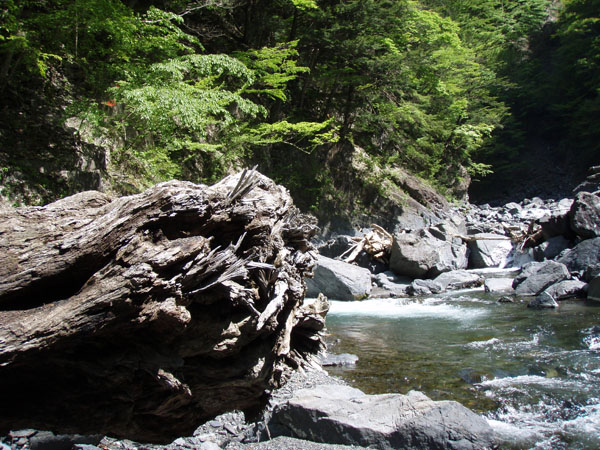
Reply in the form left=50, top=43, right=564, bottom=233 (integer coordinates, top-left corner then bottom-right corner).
left=324, top=291, right=600, bottom=449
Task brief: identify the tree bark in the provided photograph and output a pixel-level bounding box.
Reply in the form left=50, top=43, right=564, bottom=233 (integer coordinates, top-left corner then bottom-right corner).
left=0, top=171, right=322, bottom=443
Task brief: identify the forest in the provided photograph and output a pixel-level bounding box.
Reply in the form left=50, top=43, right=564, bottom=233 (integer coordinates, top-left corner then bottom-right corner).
left=1, top=0, right=599, bottom=210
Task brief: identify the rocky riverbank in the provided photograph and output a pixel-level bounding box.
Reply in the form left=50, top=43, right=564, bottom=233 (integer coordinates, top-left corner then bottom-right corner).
left=1, top=366, right=495, bottom=450
left=309, top=166, right=600, bottom=307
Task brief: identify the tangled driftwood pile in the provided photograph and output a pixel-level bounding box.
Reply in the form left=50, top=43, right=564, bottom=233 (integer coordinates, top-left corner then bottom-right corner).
left=0, top=170, right=323, bottom=443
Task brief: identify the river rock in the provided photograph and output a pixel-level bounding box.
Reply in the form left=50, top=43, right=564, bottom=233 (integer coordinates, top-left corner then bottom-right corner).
left=0, top=171, right=323, bottom=442
left=390, top=226, right=467, bottom=279
left=269, top=384, right=496, bottom=450
left=539, top=212, right=572, bottom=240
left=484, top=278, right=515, bottom=293
left=467, top=233, right=513, bottom=268
left=305, top=255, right=371, bottom=300
left=543, top=280, right=587, bottom=300
left=373, top=271, right=412, bottom=297
left=588, top=277, right=600, bottom=302
left=433, top=270, right=483, bottom=290
left=569, top=191, right=600, bottom=239
left=512, top=261, right=570, bottom=296
left=407, top=279, right=444, bottom=296
left=557, top=237, right=600, bottom=281
left=537, top=235, right=571, bottom=260
left=527, top=291, right=559, bottom=309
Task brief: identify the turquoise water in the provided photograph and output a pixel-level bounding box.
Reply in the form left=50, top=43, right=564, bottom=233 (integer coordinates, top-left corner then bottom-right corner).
left=325, top=291, right=600, bottom=449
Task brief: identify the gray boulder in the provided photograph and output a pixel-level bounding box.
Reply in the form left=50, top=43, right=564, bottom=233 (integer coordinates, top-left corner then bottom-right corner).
left=407, top=279, right=444, bottom=296
left=539, top=212, right=571, bottom=241
left=467, top=233, right=513, bottom=268
left=543, top=280, right=587, bottom=300
left=306, top=255, right=372, bottom=300
left=373, top=271, right=412, bottom=297
left=484, top=278, right=515, bottom=293
left=557, top=237, right=600, bottom=281
left=570, top=191, right=600, bottom=239
left=270, top=384, right=496, bottom=450
left=527, top=291, right=559, bottom=309
left=390, top=227, right=467, bottom=279
left=588, top=276, right=600, bottom=302
left=433, top=270, right=483, bottom=291
left=512, top=261, right=570, bottom=296
left=536, top=235, right=571, bottom=260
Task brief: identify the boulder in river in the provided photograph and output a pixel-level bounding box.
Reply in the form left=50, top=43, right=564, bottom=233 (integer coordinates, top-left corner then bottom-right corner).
left=0, top=171, right=323, bottom=443
left=269, top=384, right=496, bottom=450
left=467, top=233, right=513, bottom=268
left=305, top=255, right=371, bottom=300
left=512, top=261, right=570, bottom=296
left=527, top=291, right=559, bottom=309
left=536, top=235, right=571, bottom=260
left=390, top=225, right=467, bottom=279
left=543, top=280, right=587, bottom=300
left=407, top=279, right=444, bottom=296
left=569, top=191, right=600, bottom=240
left=484, top=278, right=515, bottom=293
left=433, top=270, right=483, bottom=291
left=557, top=237, right=600, bottom=281
left=588, top=276, right=600, bottom=302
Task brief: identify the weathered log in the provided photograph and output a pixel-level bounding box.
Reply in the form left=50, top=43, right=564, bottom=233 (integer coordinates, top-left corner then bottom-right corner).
left=0, top=171, right=321, bottom=443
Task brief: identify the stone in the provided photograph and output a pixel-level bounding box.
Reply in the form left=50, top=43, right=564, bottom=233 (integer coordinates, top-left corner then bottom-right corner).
left=0, top=171, right=323, bottom=443
left=407, top=279, right=444, bottom=296
left=527, top=291, right=559, bottom=309
left=512, top=261, right=570, bottom=296
left=28, top=432, right=102, bottom=450
left=433, top=270, right=483, bottom=290
left=537, top=235, right=571, bottom=260
left=305, top=255, right=372, bottom=300
left=588, top=276, right=600, bottom=302
left=503, top=202, right=522, bottom=215
left=484, top=278, right=514, bottom=293
left=269, top=384, right=496, bottom=450
left=467, top=233, right=513, bottom=268
left=558, top=237, right=600, bottom=281
left=569, top=191, right=600, bottom=239
left=317, top=235, right=356, bottom=258
left=390, top=226, right=467, bottom=279
left=539, top=213, right=571, bottom=240
left=498, top=296, right=515, bottom=303
left=373, top=271, right=412, bottom=297
left=543, top=280, right=587, bottom=300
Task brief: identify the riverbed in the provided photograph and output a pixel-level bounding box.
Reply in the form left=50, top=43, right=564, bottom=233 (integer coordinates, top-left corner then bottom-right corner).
left=325, top=291, right=600, bottom=449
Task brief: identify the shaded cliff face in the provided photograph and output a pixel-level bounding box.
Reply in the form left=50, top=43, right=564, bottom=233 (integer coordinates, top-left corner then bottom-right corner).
left=0, top=171, right=324, bottom=443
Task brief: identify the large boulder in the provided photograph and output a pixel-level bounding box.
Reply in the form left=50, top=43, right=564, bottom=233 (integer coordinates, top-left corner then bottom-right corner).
left=543, top=280, right=587, bottom=300
left=305, top=255, right=371, bottom=300
left=270, top=384, right=496, bottom=450
left=467, top=233, right=513, bottom=268
left=390, top=226, right=467, bottom=279
left=539, top=212, right=572, bottom=240
left=557, top=237, right=600, bottom=281
left=536, top=235, right=571, bottom=260
left=527, top=291, right=559, bottom=309
left=569, top=191, right=600, bottom=239
left=512, top=261, right=570, bottom=296
left=484, top=278, right=515, bottom=293
left=0, top=171, right=322, bottom=443
left=588, top=276, right=600, bottom=302
left=433, top=270, right=483, bottom=291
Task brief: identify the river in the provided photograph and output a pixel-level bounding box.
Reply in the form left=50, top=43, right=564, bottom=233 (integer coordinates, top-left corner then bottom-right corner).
left=324, top=291, right=600, bottom=449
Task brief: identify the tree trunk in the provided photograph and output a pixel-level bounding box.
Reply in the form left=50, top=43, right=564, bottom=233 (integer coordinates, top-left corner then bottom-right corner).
left=0, top=171, right=323, bottom=443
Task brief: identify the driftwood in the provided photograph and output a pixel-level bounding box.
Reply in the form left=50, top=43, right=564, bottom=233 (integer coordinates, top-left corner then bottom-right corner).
left=341, top=224, right=394, bottom=264
left=0, top=171, right=322, bottom=442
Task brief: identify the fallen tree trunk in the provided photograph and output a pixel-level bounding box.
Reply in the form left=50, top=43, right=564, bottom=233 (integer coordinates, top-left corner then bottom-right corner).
left=0, top=171, right=322, bottom=443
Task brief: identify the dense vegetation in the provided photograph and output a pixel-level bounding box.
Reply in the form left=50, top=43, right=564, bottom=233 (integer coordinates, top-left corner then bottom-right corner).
left=1, top=0, right=598, bottom=208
